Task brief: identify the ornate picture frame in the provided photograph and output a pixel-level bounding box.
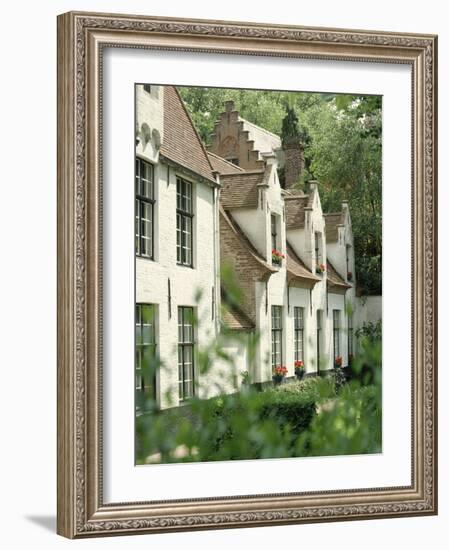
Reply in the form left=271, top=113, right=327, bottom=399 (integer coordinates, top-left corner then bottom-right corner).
left=57, top=11, right=437, bottom=538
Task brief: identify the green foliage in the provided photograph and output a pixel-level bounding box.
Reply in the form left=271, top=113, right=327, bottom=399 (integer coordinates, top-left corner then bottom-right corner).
left=296, top=383, right=381, bottom=456
left=136, top=274, right=382, bottom=465
left=274, top=376, right=336, bottom=401
left=355, top=320, right=382, bottom=343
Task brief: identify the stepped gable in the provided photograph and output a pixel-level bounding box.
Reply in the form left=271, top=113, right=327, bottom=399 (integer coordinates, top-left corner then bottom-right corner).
left=208, top=100, right=267, bottom=171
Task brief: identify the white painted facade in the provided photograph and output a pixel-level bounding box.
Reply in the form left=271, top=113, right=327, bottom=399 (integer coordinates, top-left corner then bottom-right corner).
left=136, top=86, right=381, bottom=408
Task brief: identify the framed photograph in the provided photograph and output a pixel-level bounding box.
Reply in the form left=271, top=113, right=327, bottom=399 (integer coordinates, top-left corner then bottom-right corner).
left=57, top=11, right=438, bottom=538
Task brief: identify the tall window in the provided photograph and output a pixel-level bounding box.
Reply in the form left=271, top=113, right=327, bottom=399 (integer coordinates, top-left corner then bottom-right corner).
left=314, top=232, right=322, bottom=265
left=294, top=307, right=305, bottom=362
left=178, top=307, right=195, bottom=401
left=271, top=306, right=283, bottom=369
left=348, top=313, right=354, bottom=357
left=176, top=177, right=193, bottom=266
left=333, top=310, right=341, bottom=361
left=135, top=158, right=154, bottom=259
left=316, top=310, right=323, bottom=373
left=271, top=214, right=278, bottom=252
left=135, top=304, right=156, bottom=399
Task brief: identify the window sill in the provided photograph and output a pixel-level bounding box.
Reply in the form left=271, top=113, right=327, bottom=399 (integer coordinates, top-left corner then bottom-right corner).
left=136, top=254, right=155, bottom=261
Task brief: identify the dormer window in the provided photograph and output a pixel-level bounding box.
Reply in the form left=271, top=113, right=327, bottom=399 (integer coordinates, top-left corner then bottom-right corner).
left=314, top=232, right=324, bottom=273
left=271, top=215, right=278, bottom=251
left=271, top=214, right=284, bottom=266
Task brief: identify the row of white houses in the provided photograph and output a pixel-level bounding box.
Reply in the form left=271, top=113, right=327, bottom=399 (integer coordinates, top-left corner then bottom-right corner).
left=135, top=84, right=380, bottom=409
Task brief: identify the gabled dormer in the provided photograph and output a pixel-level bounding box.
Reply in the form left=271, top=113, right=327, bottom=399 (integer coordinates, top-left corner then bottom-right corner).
left=211, top=142, right=286, bottom=270
left=324, top=201, right=355, bottom=284
left=284, top=181, right=327, bottom=277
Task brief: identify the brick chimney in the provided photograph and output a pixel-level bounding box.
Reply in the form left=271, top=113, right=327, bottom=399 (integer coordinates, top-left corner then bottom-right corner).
left=283, top=137, right=305, bottom=192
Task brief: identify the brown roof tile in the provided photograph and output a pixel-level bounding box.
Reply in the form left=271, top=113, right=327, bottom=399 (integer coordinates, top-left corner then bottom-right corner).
left=219, top=170, right=266, bottom=209
left=207, top=152, right=245, bottom=175
left=221, top=302, right=255, bottom=331
left=324, top=212, right=345, bottom=243
left=286, top=242, right=320, bottom=287
left=284, top=194, right=310, bottom=229
left=160, top=86, right=216, bottom=184
left=327, top=260, right=351, bottom=292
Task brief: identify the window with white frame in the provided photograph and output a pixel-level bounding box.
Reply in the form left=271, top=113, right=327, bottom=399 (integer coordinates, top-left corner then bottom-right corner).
left=135, top=304, right=156, bottom=399
left=178, top=306, right=195, bottom=401
left=333, top=309, right=341, bottom=361
left=176, top=177, right=193, bottom=266
left=135, top=158, right=154, bottom=259
left=294, top=307, right=305, bottom=362
left=271, top=214, right=278, bottom=252
left=271, top=306, right=283, bottom=369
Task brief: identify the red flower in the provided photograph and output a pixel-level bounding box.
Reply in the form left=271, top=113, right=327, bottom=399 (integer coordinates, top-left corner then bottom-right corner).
left=294, top=360, right=304, bottom=368
left=334, top=355, right=343, bottom=367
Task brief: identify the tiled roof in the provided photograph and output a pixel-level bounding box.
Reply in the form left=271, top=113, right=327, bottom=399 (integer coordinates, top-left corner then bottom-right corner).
left=219, top=170, right=266, bottom=209
left=207, top=152, right=244, bottom=175
left=327, top=260, right=351, bottom=292
left=160, top=86, right=216, bottom=184
left=284, top=194, right=311, bottom=229
left=220, top=207, right=275, bottom=274
left=286, top=242, right=320, bottom=287
left=324, top=212, right=345, bottom=243
left=221, top=301, right=255, bottom=331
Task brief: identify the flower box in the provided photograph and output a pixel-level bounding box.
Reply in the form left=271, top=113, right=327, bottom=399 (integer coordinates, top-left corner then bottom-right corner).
left=272, top=249, right=285, bottom=266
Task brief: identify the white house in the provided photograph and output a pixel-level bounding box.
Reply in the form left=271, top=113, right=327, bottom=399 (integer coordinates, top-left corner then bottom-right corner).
left=135, top=84, right=221, bottom=409
left=136, top=88, right=374, bottom=409
left=210, top=100, right=358, bottom=382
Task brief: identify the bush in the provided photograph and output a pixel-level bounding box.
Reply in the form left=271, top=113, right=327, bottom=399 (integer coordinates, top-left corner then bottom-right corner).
left=274, top=376, right=336, bottom=402
left=255, top=389, right=317, bottom=435
left=296, top=382, right=381, bottom=457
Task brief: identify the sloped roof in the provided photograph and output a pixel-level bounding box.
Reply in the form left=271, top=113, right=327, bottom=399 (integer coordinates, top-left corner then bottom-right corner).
left=327, top=260, right=351, bottom=293
left=160, top=86, right=216, bottom=184
left=284, top=194, right=311, bottom=229
left=286, top=242, right=320, bottom=287
left=324, top=212, right=345, bottom=243
left=220, top=207, right=275, bottom=274
left=207, top=151, right=245, bottom=175
left=219, top=170, right=266, bottom=209
left=221, top=302, right=255, bottom=331
left=286, top=245, right=321, bottom=286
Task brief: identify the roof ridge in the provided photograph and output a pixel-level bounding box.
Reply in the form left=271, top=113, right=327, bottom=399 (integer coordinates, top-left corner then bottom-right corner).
left=207, top=151, right=245, bottom=171
left=220, top=169, right=266, bottom=177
